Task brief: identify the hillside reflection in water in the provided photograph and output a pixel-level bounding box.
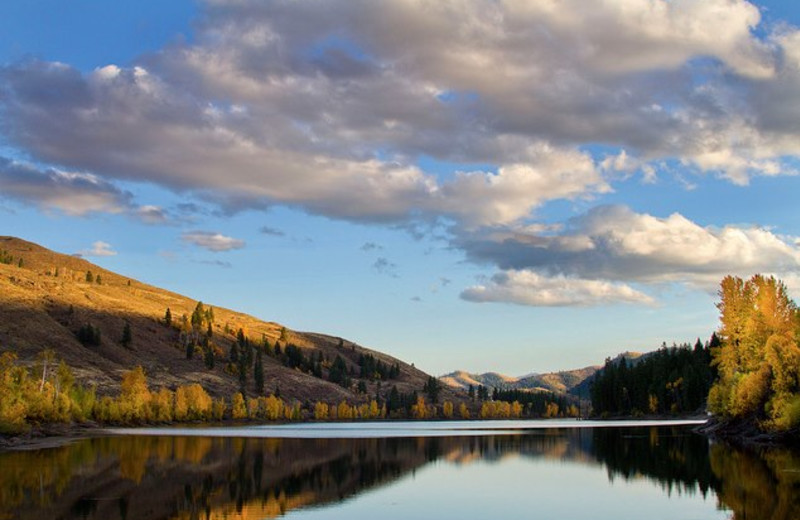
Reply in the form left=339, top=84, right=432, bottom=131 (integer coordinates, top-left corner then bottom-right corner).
left=0, top=424, right=798, bottom=519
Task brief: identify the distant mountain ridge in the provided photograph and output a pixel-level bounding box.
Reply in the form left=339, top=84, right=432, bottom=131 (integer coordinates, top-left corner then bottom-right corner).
left=441, top=352, right=647, bottom=396
left=440, top=366, right=600, bottom=395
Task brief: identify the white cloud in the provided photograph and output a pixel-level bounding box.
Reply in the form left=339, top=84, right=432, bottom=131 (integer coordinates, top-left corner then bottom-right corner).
left=461, top=270, right=655, bottom=307
left=2, top=0, right=800, bottom=308
left=1, top=0, right=797, bottom=226
left=80, top=241, right=117, bottom=257
left=0, top=157, right=132, bottom=216
left=135, top=205, right=170, bottom=225
left=460, top=205, right=800, bottom=290
left=433, top=143, right=608, bottom=227
left=181, top=231, right=246, bottom=252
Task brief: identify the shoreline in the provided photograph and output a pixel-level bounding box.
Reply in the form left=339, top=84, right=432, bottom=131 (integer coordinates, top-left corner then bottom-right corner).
left=694, top=416, right=800, bottom=448
left=2, top=416, right=712, bottom=452
left=0, top=422, right=107, bottom=452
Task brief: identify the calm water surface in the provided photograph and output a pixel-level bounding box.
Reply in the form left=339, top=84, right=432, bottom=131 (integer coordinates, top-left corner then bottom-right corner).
left=1, top=420, right=798, bottom=520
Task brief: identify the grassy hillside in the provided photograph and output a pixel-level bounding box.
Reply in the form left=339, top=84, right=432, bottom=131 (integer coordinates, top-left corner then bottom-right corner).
left=0, top=236, right=440, bottom=404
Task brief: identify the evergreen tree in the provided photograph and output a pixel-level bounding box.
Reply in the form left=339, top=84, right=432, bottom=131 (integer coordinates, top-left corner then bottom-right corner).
left=121, top=322, right=132, bottom=348
left=254, top=350, right=264, bottom=395
left=95, top=275, right=102, bottom=285
left=424, top=376, right=441, bottom=403
left=85, top=271, right=94, bottom=283
left=77, top=324, right=101, bottom=346
left=203, top=338, right=215, bottom=369
left=329, top=355, right=351, bottom=388
left=238, top=356, right=248, bottom=397
left=164, top=307, right=172, bottom=327
left=191, top=302, right=205, bottom=330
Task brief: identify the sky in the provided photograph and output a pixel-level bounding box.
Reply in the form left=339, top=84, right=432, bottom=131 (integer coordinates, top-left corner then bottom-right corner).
left=2, top=0, right=800, bottom=377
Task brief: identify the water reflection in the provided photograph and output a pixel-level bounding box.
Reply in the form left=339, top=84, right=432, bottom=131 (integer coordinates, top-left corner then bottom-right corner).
left=0, top=426, right=797, bottom=520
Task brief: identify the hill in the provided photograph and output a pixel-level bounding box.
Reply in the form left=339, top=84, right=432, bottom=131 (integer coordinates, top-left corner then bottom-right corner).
left=440, top=365, right=600, bottom=395
left=0, top=236, right=441, bottom=404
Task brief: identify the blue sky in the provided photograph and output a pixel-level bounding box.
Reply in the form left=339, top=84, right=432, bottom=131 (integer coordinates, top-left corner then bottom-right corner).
left=2, top=0, right=800, bottom=376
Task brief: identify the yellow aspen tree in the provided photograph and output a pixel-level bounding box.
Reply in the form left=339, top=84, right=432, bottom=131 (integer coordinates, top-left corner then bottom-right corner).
left=412, top=395, right=427, bottom=419
left=442, top=401, right=454, bottom=418
left=231, top=392, right=247, bottom=420
left=369, top=400, right=380, bottom=419
left=314, top=402, right=329, bottom=420
left=212, top=397, right=227, bottom=420
left=120, top=366, right=151, bottom=422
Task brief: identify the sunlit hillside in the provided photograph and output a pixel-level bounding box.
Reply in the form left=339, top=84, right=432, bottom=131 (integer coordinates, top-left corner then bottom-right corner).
left=0, top=236, right=436, bottom=403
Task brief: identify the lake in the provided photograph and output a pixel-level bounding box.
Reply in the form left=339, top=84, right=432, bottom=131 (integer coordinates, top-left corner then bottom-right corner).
left=1, top=420, right=798, bottom=519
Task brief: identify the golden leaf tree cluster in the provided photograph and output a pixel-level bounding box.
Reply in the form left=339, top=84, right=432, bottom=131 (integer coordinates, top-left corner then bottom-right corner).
left=0, top=351, right=95, bottom=434
left=708, top=275, right=800, bottom=430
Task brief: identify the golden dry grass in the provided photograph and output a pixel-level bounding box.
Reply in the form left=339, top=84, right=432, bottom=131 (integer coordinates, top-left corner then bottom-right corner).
left=0, top=236, right=434, bottom=403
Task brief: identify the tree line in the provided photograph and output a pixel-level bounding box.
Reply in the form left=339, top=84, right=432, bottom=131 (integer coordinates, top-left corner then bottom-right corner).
left=590, top=339, right=715, bottom=417
left=590, top=274, right=800, bottom=432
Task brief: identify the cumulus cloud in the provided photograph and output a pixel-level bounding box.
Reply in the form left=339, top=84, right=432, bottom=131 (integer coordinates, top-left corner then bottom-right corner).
left=135, top=205, right=170, bottom=225
left=461, top=270, right=655, bottom=307
left=433, top=143, right=609, bottom=227
left=0, top=156, right=132, bottom=216
left=181, top=231, right=246, bottom=252
left=2, top=0, right=800, bottom=306
left=79, top=241, right=117, bottom=257
left=1, top=0, right=797, bottom=226
left=460, top=205, right=800, bottom=291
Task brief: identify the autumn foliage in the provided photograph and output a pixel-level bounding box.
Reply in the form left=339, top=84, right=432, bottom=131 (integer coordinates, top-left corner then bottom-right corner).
left=708, top=275, right=800, bottom=431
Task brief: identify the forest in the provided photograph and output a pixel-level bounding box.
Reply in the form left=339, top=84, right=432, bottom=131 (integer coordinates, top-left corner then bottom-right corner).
left=590, top=274, right=800, bottom=432
left=590, top=339, right=715, bottom=417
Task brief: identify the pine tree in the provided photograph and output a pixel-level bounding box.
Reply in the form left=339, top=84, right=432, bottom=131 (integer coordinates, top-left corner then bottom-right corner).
left=121, top=322, right=132, bottom=348
left=203, top=339, right=215, bottom=370
left=164, top=308, right=172, bottom=327
left=85, top=271, right=94, bottom=283
left=238, top=356, right=248, bottom=397
left=191, top=302, right=205, bottom=329
left=424, top=376, right=441, bottom=403
left=254, top=350, right=264, bottom=395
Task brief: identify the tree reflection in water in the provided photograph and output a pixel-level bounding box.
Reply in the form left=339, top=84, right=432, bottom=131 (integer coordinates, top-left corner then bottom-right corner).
left=0, top=426, right=797, bottom=520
